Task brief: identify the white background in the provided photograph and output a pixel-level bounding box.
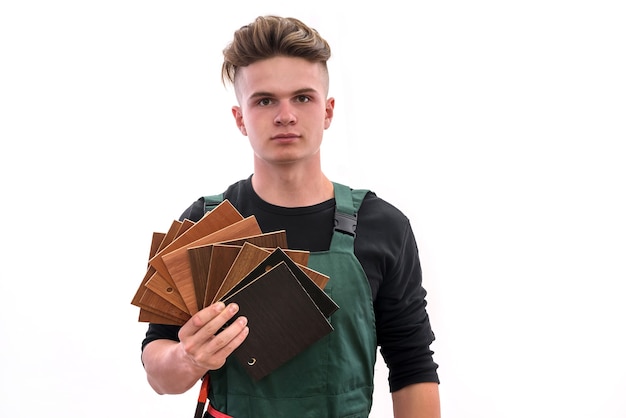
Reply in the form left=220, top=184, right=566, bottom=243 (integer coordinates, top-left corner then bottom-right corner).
left=1, top=1, right=625, bottom=417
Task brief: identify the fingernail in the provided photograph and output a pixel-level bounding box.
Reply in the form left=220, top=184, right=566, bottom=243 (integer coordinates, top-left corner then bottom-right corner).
left=229, top=303, right=239, bottom=313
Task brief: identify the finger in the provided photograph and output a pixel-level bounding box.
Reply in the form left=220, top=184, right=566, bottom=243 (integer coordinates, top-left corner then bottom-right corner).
left=205, top=317, right=250, bottom=366
left=210, top=315, right=249, bottom=352
left=183, top=315, right=249, bottom=371
left=179, top=302, right=237, bottom=340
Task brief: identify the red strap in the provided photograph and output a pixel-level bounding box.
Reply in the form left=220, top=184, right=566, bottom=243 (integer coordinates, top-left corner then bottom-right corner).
left=198, top=373, right=209, bottom=403
left=207, top=403, right=234, bottom=418
left=193, top=374, right=210, bottom=418
left=193, top=373, right=233, bottom=418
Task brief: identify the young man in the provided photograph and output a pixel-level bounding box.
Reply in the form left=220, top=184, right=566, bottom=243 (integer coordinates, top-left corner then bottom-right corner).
left=141, top=15, right=440, bottom=418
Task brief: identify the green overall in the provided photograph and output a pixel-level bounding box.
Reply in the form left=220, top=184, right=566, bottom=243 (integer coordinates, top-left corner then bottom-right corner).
left=204, top=183, right=377, bottom=418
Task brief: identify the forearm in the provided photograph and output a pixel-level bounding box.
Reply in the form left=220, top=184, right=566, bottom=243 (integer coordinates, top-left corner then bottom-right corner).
left=392, top=382, right=441, bottom=418
left=142, top=339, right=208, bottom=395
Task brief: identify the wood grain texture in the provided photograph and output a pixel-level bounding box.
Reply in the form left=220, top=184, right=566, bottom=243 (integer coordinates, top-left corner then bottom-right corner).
left=199, top=245, right=310, bottom=308
left=161, top=216, right=262, bottom=315
left=160, top=220, right=184, bottom=249
left=131, top=220, right=183, bottom=308
left=222, top=261, right=333, bottom=381
left=203, top=245, right=241, bottom=308
left=131, top=265, right=157, bottom=308
left=137, top=288, right=191, bottom=324
left=297, top=265, right=330, bottom=290
left=144, top=271, right=189, bottom=313
left=149, top=232, right=166, bottom=261
left=132, top=198, right=336, bottom=346
left=221, top=247, right=337, bottom=318
left=187, top=245, right=213, bottom=312
left=138, top=308, right=182, bottom=325
left=189, top=231, right=288, bottom=311
left=280, top=249, right=309, bottom=266
left=219, top=230, right=288, bottom=249
left=149, top=200, right=244, bottom=285
left=211, top=242, right=271, bottom=304
left=132, top=220, right=196, bottom=320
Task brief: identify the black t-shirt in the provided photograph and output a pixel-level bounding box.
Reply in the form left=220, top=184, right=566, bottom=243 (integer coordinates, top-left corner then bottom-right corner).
left=142, top=177, right=439, bottom=391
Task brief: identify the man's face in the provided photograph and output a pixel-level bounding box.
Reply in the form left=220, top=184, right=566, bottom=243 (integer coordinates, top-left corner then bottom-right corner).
left=232, top=56, right=334, bottom=169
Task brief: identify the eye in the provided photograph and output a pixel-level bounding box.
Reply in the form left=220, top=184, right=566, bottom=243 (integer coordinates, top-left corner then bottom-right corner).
left=257, top=98, right=273, bottom=106
left=295, top=95, right=310, bottom=103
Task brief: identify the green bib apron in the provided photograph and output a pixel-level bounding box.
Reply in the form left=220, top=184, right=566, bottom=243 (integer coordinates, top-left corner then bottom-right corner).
left=206, top=183, right=377, bottom=418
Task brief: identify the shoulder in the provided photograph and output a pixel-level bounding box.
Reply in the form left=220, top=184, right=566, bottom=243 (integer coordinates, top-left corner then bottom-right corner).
left=335, top=182, right=409, bottom=224
left=359, top=191, right=411, bottom=231
left=355, top=189, right=418, bottom=263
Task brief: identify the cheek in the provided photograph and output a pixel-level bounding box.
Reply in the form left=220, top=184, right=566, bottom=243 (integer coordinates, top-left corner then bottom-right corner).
left=238, top=112, right=256, bottom=136
left=241, top=113, right=269, bottom=137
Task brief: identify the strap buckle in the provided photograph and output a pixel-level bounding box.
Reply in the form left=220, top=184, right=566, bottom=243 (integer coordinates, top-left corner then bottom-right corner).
left=334, top=211, right=357, bottom=237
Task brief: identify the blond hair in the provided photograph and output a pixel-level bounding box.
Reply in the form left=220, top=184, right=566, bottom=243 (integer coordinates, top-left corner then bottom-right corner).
left=222, top=15, right=331, bottom=86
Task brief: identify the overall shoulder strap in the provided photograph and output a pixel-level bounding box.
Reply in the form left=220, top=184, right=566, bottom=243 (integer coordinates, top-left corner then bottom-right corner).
left=203, top=193, right=224, bottom=214
left=332, top=182, right=369, bottom=237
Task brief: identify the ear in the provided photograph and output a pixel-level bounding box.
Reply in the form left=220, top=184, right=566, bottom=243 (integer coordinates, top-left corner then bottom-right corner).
left=324, top=97, right=335, bottom=130
left=232, top=106, right=247, bottom=136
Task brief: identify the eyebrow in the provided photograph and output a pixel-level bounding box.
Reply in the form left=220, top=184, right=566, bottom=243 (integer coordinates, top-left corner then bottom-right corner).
left=248, top=87, right=320, bottom=100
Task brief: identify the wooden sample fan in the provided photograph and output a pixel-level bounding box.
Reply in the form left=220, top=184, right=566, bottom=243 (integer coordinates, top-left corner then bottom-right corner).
left=131, top=200, right=338, bottom=380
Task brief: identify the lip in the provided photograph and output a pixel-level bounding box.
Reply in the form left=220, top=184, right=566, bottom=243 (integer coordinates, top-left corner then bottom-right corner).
left=271, top=133, right=300, bottom=140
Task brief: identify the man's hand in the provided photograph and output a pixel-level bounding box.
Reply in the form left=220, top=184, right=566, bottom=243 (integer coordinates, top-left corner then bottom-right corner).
left=178, top=302, right=250, bottom=371
left=142, top=302, right=249, bottom=394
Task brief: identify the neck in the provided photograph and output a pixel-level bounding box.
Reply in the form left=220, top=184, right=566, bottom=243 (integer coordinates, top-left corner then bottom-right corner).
left=251, top=166, right=333, bottom=207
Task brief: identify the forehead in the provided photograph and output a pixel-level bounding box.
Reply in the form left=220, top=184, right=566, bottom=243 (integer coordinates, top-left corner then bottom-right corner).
left=234, top=56, right=329, bottom=100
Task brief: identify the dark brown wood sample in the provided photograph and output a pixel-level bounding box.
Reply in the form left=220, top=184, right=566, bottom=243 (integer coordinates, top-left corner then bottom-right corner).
left=221, top=247, right=338, bottom=318
left=221, top=261, right=333, bottom=381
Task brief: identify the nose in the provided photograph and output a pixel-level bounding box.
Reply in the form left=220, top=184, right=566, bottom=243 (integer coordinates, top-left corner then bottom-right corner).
left=274, top=101, right=296, bottom=126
